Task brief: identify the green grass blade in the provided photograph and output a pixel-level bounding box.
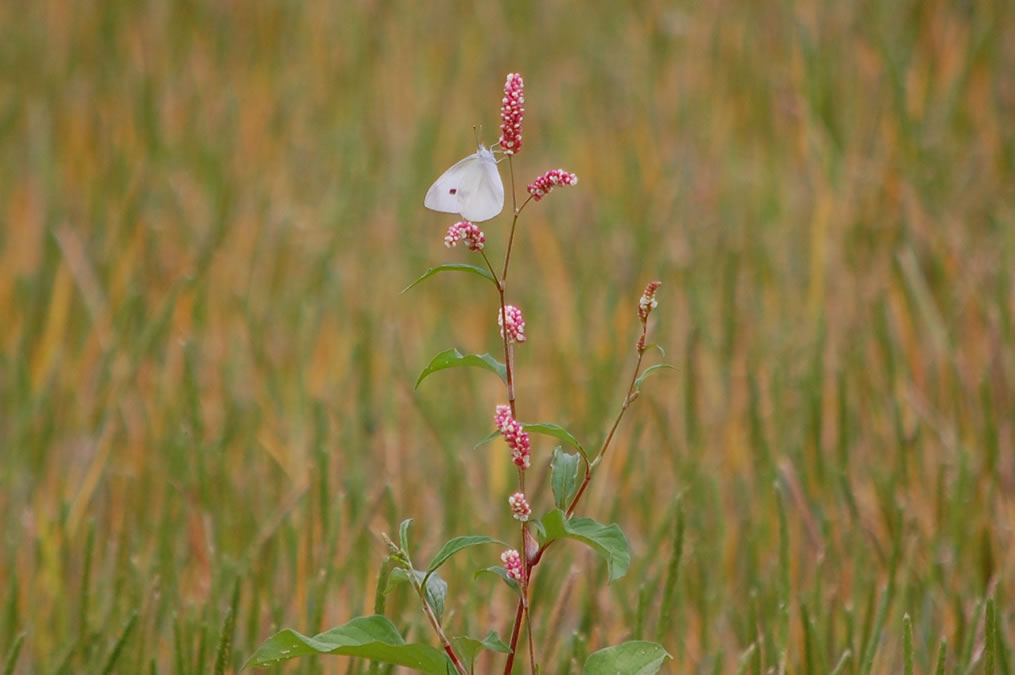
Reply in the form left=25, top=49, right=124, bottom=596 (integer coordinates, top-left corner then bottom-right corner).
left=934, top=639, right=947, bottom=675
left=903, top=613, right=913, bottom=675
left=986, top=598, right=996, bottom=675
left=2, top=632, right=25, bottom=675
left=100, top=612, right=138, bottom=675
left=213, top=582, right=240, bottom=675
left=655, top=500, right=684, bottom=644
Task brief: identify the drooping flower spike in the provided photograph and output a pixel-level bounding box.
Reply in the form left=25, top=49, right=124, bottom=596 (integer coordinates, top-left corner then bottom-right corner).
left=501, top=549, right=524, bottom=582
left=498, top=305, right=527, bottom=343
left=444, top=221, right=486, bottom=251
left=498, top=73, right=525, bottom=155
left=527, top=169, right=578, bottom=201
left=508, top=492, right=531, bottom=522
left=638, top=281, right=662, bottom=322
left=495, top=404, right=531, bottom=469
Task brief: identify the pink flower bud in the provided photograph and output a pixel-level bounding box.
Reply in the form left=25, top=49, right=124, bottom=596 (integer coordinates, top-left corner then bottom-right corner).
left=498, top=305, right=527, bottom=343
left=498, top=73, right=525, bottom=155
left=508, top=492, right=531, bottom=521
left=638, top=281, right=662, bottom=321
left=501, top=548, right=523, bottom=582
left=444, top=221, right=486, bottom=251
left=526, top=169, right=578, bottom=202
left=494, top=404, right=531, bottom=470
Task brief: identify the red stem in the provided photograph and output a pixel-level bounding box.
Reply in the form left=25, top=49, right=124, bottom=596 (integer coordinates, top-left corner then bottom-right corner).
left=503, top=321, right=652, bottom=673
left=497, top=159, right=552, bottom=675
left=566, top=322, right=648, bottom=516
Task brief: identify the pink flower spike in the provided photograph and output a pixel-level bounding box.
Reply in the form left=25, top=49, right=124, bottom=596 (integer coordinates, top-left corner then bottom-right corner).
left=498, top=73, right=525, bottom=155
left=508, top=492, right=532, bottom=521
left=501, top=549, right=524, bottom=582
left=498, top=305, right=527, bottom=343
left=526, top=169, right=578, bottom=202
left=444, top=221, right=486, bottom=251
left=494, top=404, right=532, bottom=469
left=638, top=280, right=662, bottom=321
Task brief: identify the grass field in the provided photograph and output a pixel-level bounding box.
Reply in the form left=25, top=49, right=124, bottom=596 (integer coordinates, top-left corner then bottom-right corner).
left=2, top=1, right=1014, bottom=672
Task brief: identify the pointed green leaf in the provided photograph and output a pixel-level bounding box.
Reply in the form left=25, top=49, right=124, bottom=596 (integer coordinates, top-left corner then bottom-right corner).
left=422, top=573, right=447, bottom=623
left=383, top=568, right=411, bottom=594
left=415, top=349, right=507, bottom=389
left=386, top=569, right=448, bottom=623
left=473, top=429, right=501, bottom=449
left=402, top=264, right=497, bottom=293
left=529, top=518, right=547, bottom=542
left=474, top=566, right=520, bottom=592
left=452, top=631, right=512, bottom=667
left=242, top=615, right=452, bottom=673
left=633, top=364, right=675, bottom=394
left=427, top=536, right=504, bottom=574
left=451, top=637, right=483, bottom=667
left=584, top=641, right=672, bottom=675
left=399, top=519, right=413, bottom=556
left=480, top=631, right=512, bottom=654
left=540, top=509, right=631, bottom=582
left=522, top=422, right=587, bottom=460
left=550, top=447, right=581, bottom=510
left=477, top=423, right=586, bottom=459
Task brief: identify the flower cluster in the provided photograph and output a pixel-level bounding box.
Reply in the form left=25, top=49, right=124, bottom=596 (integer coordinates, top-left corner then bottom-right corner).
left=501, top=549, right=523, bottom=582
left=444, top=221, right=486, bottom=251
left=494, top=404, right=531, bottom=469
left=508, top=492, right=531, bottom=521
left=498, top=73, right=525, bottom=155
left=638, top=280, right=662, bottom=321
left=498, top=304, right=526, bottom=343
left=527, top=169, right=578, bottom=201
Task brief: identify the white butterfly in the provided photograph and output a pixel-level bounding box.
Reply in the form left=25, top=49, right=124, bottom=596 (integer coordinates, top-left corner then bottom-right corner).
left=424, top=144, right=504, bottom=222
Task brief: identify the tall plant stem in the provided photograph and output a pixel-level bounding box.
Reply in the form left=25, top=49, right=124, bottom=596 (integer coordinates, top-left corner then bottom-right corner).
left=503, top=320, right=653, bottom=674
left=401, top=541, right=468, bottom=675
left=566, top=321, right=649, bottom=516
left=415, top=585, right=469, bottom=675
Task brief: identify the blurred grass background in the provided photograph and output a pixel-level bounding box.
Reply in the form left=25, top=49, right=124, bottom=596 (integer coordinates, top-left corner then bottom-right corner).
left=2, top=0, right=1014, bottom=672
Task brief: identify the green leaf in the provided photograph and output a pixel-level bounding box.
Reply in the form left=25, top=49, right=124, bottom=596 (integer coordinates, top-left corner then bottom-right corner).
left=415, top=349, right=507, bottom=389
left=452, top=631, right=512, bottom=667
left=529, top=518, right=547, bottom=542
left=402, top=263, right=497, bottom=293
left=480, top=631, right=512, bottom=654
left=242, top=615, right=451, bottom=673
left=641, top=343, right=666, bottom=356
left=427, top=536, right=503, bottom=574
left=385, top=569, right=448, bottom=623
left=422, top=574, right=447, bottom=624
left=583, top=641, right=672, bottom=675
left=399, top=519, right=413, bottom=556
left=474, top=566, right=520, bottom=593
left=522, top=422, right=587, bottom=459
left=550, top=447, right=581, bottom=510
left=473, top=429, right=501, bottom=449
left=476, top=423, right=586, bottom=459
left=633, top=364, right=676, bottom=394
left=540, top=509, right=631, bottom=582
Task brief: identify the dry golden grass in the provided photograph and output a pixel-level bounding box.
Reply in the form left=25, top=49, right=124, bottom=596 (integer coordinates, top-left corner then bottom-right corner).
left=1, top=0, right=1013, bottom=672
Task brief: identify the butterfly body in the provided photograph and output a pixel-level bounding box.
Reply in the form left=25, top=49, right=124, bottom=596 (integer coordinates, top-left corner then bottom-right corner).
left=424, top=144, right=504, bottom=222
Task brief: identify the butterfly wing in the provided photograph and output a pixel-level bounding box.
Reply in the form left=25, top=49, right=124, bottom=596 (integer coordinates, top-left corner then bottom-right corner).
left=424, top=145, right=504, bottom=222
left=459, top=147, right=505, bottom=222
left=424, top=152, right=481, bottom=214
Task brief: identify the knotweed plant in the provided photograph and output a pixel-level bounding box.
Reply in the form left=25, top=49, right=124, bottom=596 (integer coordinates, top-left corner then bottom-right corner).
left=245, top=72, right=672, bottom=674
